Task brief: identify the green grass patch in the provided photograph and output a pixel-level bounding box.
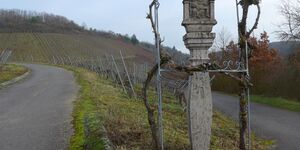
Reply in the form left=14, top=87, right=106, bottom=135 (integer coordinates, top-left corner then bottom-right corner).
left=68, top=66, right=273, bottom=150
left=68, top=67, right=106, bottom=150
left=0, top=64, right=28, bottom=83
left=251, top=95, right=300, bottom=112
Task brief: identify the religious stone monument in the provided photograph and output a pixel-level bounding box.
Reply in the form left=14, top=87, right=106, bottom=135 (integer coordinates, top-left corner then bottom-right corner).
left=182, top=0, right=217, bottom=149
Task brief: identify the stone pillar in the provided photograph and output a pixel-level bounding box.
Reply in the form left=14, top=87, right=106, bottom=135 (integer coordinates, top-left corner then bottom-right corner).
left=182, top=0, right=217, bottom=150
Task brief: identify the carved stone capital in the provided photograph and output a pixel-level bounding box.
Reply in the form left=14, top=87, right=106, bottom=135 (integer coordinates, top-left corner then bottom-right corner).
left=182, top=0, right=217, bottom=66
left=183, top=31, right=215, bottom=65
left=182, top=0, right=217, bottom=25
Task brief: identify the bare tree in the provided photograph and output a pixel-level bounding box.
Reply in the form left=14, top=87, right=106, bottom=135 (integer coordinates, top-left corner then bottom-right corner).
left=278, top=0, right=300, bottom=40
left=211, top=27, right=234, bottom=61
left=212, top=27, right=233, bottom=51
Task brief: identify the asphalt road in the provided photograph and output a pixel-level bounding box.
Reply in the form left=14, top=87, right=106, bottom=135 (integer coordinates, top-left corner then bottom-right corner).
left=213, top=92, right=300, bottom=150
left=0, top=64, right=78, bottom=150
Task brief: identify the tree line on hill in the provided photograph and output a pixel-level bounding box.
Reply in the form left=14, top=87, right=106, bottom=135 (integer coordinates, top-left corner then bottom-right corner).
left=0, top=9, right=84, bottom=33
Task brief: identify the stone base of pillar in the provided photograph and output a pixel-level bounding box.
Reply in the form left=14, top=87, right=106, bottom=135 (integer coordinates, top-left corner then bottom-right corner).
left=188, top=72, right=213, bottom=150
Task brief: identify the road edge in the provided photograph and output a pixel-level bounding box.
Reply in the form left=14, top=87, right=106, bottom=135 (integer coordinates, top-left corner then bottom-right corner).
left=0, top=69, right=31, bottom=89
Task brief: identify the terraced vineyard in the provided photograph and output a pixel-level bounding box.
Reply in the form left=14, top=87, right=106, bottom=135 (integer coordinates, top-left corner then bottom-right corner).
left=0, top=32, right=154, bottom=64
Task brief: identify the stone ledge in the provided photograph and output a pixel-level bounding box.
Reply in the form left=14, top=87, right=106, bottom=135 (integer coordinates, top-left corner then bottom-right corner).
left=0, top=69, right=31, bottom=89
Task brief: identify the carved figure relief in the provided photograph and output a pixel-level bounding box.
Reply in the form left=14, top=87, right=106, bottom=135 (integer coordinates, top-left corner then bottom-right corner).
left=189, top=0, right=210, bottom=19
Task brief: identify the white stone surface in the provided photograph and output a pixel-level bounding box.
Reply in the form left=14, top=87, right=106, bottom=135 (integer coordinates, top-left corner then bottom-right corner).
left=182, top=0, right=216, bottom=150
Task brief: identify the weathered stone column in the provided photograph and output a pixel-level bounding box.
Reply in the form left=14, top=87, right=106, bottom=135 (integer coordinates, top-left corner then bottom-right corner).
left=182, top=0, right=217, bottom=150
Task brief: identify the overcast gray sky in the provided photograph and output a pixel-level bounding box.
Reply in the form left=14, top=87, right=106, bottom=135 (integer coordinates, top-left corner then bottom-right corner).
left=1, top=0, right=284, bottom=53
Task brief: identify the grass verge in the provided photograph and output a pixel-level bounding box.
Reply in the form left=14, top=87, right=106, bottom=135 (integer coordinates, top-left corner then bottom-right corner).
left=251, top=95, right=300, bottom=112
left=68, top=66, right=274, bottom=150
left=0, top=64, right=28, bottom=83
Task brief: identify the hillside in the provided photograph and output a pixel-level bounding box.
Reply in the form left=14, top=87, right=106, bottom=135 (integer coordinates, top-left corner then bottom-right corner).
left=0, top=32, right=155, bottom=64
left=270, top=41, right=300, bottom=57
left=0, top=9, right=188, bottom=65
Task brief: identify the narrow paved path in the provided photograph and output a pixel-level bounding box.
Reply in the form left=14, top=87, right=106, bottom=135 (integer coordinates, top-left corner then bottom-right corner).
left=0, top=64, right=78, bottom=150
left=213, top=92, right=300, bottom=150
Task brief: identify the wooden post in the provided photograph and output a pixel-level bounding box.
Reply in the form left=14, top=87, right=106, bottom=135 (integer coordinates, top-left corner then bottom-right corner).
left=105, top=54, right=116, bottom=81
left=111, top=55, right=127, bottom=94
left=120, top=50, right=137, bottom=99
left=97, top=57, right=105, bottom=77
left=67, top=56, right=73, bottom=66
left=133, top=62, right=136, bottom=85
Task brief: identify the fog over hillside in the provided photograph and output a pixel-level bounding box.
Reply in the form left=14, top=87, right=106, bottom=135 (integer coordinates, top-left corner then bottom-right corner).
left=270, top=41, right=300, bottom=57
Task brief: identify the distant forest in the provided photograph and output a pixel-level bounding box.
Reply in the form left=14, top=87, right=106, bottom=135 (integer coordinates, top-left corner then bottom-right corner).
left=0, top=9, right=189, bottom=64
left=0, top=9, right=84, bottom=33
